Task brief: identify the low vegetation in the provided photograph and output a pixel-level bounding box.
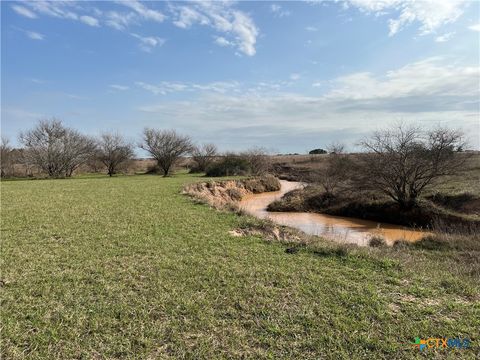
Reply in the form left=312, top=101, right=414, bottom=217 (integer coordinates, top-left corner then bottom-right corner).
left=2, top=174, right=478, bottom=358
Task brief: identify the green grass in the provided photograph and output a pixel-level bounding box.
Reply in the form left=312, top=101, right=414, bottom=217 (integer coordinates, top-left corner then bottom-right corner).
left=1, top=174, right=479, bottom=359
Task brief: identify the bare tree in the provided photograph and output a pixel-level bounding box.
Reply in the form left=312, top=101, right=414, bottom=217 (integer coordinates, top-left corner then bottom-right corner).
left=191, top=143, right=218, bottom=172
left=242, top=147, right=271, bottom=175
left=316, top=142, right=351, bottom=195
left=139, top=128, right=193, bottom=177
left=63, top=129, right=97, bottom=177
left=19, top=118, right=96, bottom=178
left=357, top=124, right=466, bottom=209
left=96, top=132, right=134, bottom=176
left=1, top=137, right=13, bottom=177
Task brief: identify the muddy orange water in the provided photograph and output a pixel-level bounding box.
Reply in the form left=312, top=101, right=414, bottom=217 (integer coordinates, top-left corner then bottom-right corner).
left=240, top=180, right=428, bottom=246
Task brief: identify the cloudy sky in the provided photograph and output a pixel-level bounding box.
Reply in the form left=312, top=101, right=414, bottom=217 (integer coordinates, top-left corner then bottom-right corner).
left=2, top=0, right=479, bottom=152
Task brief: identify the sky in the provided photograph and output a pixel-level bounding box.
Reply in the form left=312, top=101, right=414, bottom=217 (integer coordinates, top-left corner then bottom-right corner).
left=1, top=0, right=479, bottom=153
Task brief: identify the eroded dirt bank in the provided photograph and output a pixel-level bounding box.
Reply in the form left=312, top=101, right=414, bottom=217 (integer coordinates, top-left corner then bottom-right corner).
left=183, top=175, right=280, bottom=209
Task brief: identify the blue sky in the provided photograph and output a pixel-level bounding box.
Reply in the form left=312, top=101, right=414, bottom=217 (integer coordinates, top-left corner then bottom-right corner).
left=2, top=0, right=479, bottom=152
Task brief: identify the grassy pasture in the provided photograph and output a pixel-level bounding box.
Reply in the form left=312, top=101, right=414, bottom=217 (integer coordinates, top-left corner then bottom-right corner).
left=1, top=174, right=479, bottom=359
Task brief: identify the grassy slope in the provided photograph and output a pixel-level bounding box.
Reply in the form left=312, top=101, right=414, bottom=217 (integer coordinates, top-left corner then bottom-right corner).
left=1, top=174, right=479, bottom=359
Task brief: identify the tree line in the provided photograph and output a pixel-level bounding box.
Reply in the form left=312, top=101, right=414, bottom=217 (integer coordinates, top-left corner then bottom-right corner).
left=1, top=118, right=469, bottom=210
left=0, top=118, right=269, bottom=178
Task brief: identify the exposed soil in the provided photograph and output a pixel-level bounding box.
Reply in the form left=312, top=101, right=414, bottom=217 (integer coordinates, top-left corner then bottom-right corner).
left=183, top=175, right=280, bottom=210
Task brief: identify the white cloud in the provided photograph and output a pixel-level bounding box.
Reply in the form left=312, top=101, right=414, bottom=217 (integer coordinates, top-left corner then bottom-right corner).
left=270, top=4, right=291, bottom=18
left=26, top=31, right=45, bottom=41
left=106, top=11, right=136, bottom=30
left=135, top=58, right=479, bottom=150
left=131, top=33, right=165, bottom=52
left=469, top=23, right=480, bottom=31
left=135, top=80, right=241, bottom=95
left=214, top=36, right=232, bottom=47
left=109, top=84, right=129, bottom=91
left=27, top=1, right=78, bottom=20
left=11, top=5, right=37, bottom=19
left=170, top=2, right=259, bottom=56
left=319, top=0, right=468, bottom=37
left=173, top=6, right=210, bottom=28
left=80, top=15, right=100, bottom=27
left=305, top=26, right=318, bottom=31
left=116, top=0, right=166, bottom=22
left=435, top=32, right=455, bottom=42
left=290, top=73, right=301, bottom=81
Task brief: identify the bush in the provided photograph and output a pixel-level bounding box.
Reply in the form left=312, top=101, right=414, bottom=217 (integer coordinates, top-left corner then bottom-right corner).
left=206, top=154, right=251, bottom=177
left=369, top=236, right=386, bottom=247
left=243, top=175, right=280, bottom=193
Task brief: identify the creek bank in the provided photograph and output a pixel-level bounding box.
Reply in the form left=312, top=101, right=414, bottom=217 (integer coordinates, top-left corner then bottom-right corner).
left=183, top=175, right=280, bottom=210
left=267, top=185, right=480, bottom=230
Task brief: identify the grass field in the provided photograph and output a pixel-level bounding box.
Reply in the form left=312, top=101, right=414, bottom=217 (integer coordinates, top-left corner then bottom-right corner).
left=1, top=174, right=479, bottom=359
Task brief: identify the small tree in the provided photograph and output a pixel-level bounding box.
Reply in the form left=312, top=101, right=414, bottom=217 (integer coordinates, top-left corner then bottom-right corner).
left=63, top=129, right=97, bottom=177
left=97, top=132, right=134, bottom=176
left=19, top=118, right=96, bottom=178
left=139, top=128, right=193, bottom=177
left=191, top=143, right=217, bottom=172
left=357, top=124, right=466, bottom=209
left=1, top=137, right=13, bottom=177
left=309, top=148, right=327, bottom=155
left=242, top=147, right=271, bottom=175
left=315, top=142, right=351, bottom=195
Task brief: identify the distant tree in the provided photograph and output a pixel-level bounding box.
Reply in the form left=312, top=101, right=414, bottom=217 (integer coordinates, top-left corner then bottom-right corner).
left=309, top=148, right=327, bottom=155
left=205, top=153, right=251, bottom=177
left=356, top=124, right=467, bottom=209
left=191, top=143, right=218, bottom=172
left=19, top=118, right=96, bottom=178
left=242, top=147, right=271, bottom=175
left=63, top=129, right=97, bottom=177
left=139, top=128, right=193, bottom=177
left=315, top=142, right=351, bottom=195
left=1, top=137, right=13, bottom=177
left=97, top=132, right=134, bottom=176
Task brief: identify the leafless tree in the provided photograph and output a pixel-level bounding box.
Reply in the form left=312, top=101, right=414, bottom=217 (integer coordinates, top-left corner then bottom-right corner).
left=1, top=137, right=13, bottom=177
left=242, top=146, right=271, bottom=175
left=316, top=142, right=351, bottom=195
left=139, top=128, right=193, bottom=177
left=63, top=130, right=97, bottom=177
left=191, top=143, right=218, bottom=172
left=97, top=132, right=134, bottom=176
left=19, top=118, right=96, bottom=178
left=357, top=124, right=467, bottom=209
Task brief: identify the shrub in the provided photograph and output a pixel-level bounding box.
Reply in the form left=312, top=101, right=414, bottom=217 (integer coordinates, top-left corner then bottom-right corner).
left=206, top=154, right=251, bottom=177
left=369, top=236, right=386, bottom=247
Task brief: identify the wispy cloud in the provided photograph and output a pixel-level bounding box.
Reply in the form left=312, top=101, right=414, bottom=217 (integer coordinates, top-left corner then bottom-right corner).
left=270, top=4, right=291, bottom=18
left=80, top=15, right=100, bottom=27
left=11, top=5, right=37, bottom=19
left=131, top=33, right=165, bottom=52
left=116, top=0, right=166, bottom=22
left=469, top=23, right=480, bottom=32
left=214, top=36, right=233, bottom=47
left=169, top=2, right=259, bottom=56
left=105, top=11, right=136, bottom=30
left=25, top=30, right=45, bottom=41
left=305, top=26, right=318, bottom=32
left=435, top=32, right=455, bottom=43
left=109, top=84, right=129, bottom=91
left=135, top=80, right=241, bottom=95
left=290, top=73, right=301, bottom=81
left=316, top=0, right=468, bottom=38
